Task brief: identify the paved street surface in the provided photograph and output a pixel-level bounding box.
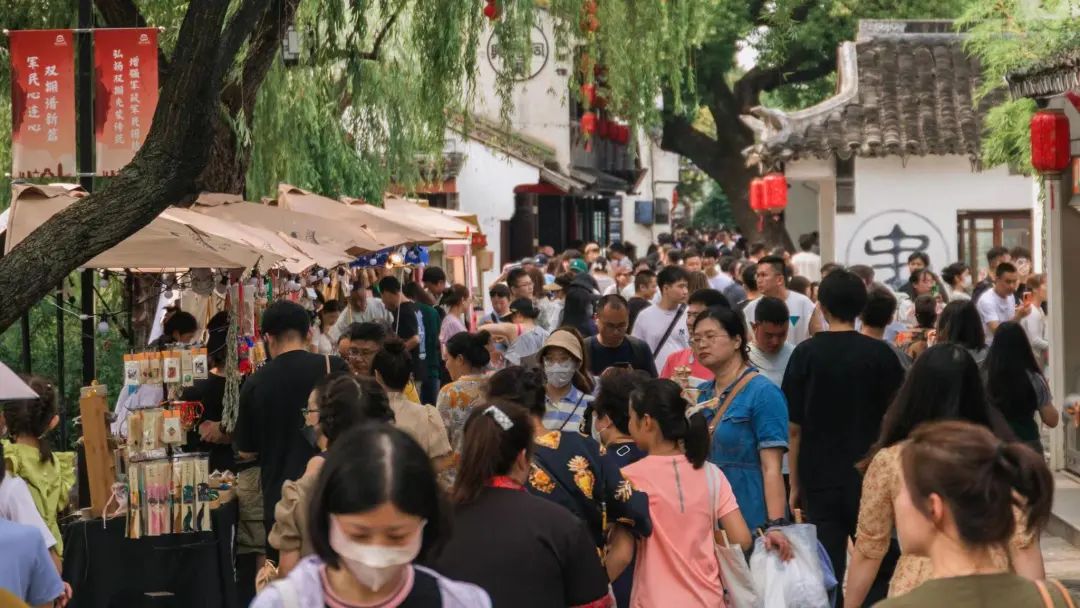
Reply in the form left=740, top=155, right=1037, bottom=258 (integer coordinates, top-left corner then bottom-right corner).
left=1043, top=534, right=1080, bottom=592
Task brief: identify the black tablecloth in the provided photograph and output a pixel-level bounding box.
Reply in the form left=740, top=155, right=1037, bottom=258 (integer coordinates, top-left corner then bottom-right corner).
left=62, top=500, right=238, bottom=608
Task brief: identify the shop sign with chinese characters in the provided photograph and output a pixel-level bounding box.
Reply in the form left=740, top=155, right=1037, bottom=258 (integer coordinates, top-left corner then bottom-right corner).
left=9, top=30, right=76, bottom=178
left=94, top=28, right=159, bottom=175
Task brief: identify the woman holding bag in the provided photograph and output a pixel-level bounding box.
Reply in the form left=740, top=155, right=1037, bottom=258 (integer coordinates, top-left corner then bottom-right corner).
left=620, top=379, right=790, bottom=607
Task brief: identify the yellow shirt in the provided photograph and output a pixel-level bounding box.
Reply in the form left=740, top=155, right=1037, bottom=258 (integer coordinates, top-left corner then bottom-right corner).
left=2, top=441, right=75, bottom=557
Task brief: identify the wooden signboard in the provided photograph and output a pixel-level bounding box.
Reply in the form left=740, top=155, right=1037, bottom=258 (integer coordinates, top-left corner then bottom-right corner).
left=79, top=383, right=116, bottom=518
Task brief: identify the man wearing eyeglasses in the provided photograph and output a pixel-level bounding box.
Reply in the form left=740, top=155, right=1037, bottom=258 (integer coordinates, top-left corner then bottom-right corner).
left=337, top=322, right=422, bottom=404
left=584, top=295, right=657, bottom=378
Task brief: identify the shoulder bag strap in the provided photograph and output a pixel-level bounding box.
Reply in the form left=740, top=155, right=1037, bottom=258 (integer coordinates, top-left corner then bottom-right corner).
left=556, top=392, right=587, bottom=432
left=1049, top=580, right=1077, bottom=608
left=707, top=370, right=758, bottom=436
left=324, top=354, right=330, bottom=375
left=651, top=304, right=686, bottom=360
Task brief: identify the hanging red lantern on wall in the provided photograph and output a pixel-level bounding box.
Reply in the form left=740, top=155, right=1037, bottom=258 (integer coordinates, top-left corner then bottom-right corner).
left=763, top=172, right=788, bottom=213
left=483, top=0, right=499, bottom=20
left=598, top=118, right=611, bottom=139
left=1030, top=108, right=1071, bottom=174
left=750, top=178, right=766, bottom=213
left=581, top=111, right=597, bottom=136
left=581, top=82, right=597, bottom=107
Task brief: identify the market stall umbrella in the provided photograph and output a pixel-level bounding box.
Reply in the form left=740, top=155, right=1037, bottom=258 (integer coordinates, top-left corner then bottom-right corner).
left=192, top=192, right=387, bottom=255
left=277, top=184, right=441, bottom=245
left=0, top=361, right=37, bottom=401
left=5, top=184, right=282, bottom=270
left=380, top=196, right=475, bottom=238
left=162, top=207, right=352, bottom=274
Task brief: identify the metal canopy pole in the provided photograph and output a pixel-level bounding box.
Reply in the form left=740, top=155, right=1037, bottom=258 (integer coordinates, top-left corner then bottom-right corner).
left=77, top=0, right=95, bottom=385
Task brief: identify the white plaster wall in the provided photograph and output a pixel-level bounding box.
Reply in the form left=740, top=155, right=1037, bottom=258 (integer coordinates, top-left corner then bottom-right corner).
left=835, top=155, right=1033, bottom=288
left=445, top=133, right=540, bottom=298
left=785, top=181, right=820, bottom=245
left=618, top=134, right=677, bottom=249
left=470, top=13, right=574, bottom=170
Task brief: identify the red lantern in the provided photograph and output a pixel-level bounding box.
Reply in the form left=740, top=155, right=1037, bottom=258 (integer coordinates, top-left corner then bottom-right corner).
left=1030, top=108, right=1071, bottom=174
left=471, top=232, right=488, bottom=249
left=582, top=14, right=599, bottom=33
left=581, top=82, right=597, bottom=106
left=619, top=124, right=630, bottom=145
left=598, top=119, right=610, bottom=139
left=581, top=111, right=597, bottom=136
left=584, top=0, right=598, bottom=14
left=750, top=178, right=766, bottom=213
left=483, top=0, right=499, bottom=20
left=763, top=173, right=788, bottom=213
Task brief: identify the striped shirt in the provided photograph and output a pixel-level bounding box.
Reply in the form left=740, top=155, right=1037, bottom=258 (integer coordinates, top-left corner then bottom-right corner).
left=542, top=386, right=592, bottom=432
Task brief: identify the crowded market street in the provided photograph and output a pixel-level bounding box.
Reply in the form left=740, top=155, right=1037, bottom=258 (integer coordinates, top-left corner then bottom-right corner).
left=2, top=2, right=1080, bottom=608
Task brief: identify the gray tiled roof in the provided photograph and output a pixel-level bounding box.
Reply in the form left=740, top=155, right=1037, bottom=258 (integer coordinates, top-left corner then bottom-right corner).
left=1006, top=49, right=1080, bottom=99
left=745, top=21, right=1003, bottom=166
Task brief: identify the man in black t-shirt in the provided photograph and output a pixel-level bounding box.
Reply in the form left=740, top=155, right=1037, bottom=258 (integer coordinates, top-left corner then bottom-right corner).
left=585, top=295, right=657, bottom=378
left=233, top=301, right=348, bottom=553
left=378, top=276, right=428, bottom=386
left=783, top=269, right=904, bottom=607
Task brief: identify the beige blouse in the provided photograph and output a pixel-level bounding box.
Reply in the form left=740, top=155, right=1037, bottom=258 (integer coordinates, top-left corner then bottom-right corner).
left=854, top=443, right=1036, bottom=597
left=388, top=392, right=453, bottom=461
left=268, top=471, right=318, bottom=556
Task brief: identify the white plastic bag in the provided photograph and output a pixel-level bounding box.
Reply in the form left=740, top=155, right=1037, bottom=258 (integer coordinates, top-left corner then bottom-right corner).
left=749, top=524, right=829, bottom=608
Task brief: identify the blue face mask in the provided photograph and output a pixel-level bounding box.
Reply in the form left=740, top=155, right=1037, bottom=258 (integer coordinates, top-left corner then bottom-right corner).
left=495, top=341, right=508, bottom=353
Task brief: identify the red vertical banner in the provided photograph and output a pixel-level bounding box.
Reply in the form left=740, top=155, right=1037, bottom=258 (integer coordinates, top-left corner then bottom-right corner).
left=9, top=30, right=76, bottom=178
left=94, top=28, right=159, bottom=176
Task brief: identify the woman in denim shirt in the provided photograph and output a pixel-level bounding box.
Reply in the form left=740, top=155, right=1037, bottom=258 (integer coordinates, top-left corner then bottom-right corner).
left=692, top=306, right=789, bottom=531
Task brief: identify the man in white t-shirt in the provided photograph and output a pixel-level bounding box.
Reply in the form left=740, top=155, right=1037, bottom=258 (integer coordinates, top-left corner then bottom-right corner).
left=703, top=245, right=734, bottom=292
left=790, top=233, right=821, bottom=282
left=748, top=296, right=795, bottom=386
left=743, top=255, right=821, bottom=346
left=631, top=265, right=691, bottom=372
left=975, top=261, right=1030, bottom=345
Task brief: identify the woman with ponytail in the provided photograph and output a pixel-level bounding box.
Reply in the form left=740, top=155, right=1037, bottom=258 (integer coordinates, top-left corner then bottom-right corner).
left=2, top=375, right=73, bottom=557
left=622, top=378, right=790, bottom=607
left=429, top=401, right=613, bottom=608
left=487, top=366, right=652, bottom=552
left=876, top=420, right=1074, bottom=607
left=437, top=330, right=493, bottom=486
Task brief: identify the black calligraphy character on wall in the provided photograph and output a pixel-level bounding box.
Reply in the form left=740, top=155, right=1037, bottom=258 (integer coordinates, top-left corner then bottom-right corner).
left=864, top=224, right=930, bottom=289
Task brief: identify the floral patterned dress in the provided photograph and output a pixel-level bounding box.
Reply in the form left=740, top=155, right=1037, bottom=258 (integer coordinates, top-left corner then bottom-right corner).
left=528, top=430, right=652, bottom=547
left=436, top=375, right=487, bottom=486
left=855, top=443, right=1035, bottom=597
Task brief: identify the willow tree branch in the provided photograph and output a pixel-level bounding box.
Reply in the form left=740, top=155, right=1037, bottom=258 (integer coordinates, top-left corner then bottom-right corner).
left=358, top=5, right=405, bottom=61
left=733, top=53, right=835, bottom=111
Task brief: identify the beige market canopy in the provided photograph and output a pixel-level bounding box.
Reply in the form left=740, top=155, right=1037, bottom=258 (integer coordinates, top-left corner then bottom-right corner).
left=193, top=192, right=387, bottom=254
left=162, top=207, right=352, bottom=274
left=5, top=184, right=281, bottom=270
left=196, top=192, right=378, bottom=253
left=277, top=184, right=442, bottom=245
left=380, top=196, right=475, bottom=238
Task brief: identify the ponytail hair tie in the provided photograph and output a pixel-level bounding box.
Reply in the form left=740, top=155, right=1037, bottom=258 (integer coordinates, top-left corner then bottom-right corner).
left=484, top=406, right=514, bottom=431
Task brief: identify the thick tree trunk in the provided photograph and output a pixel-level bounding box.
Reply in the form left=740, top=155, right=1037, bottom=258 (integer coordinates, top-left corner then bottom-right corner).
left=0, top=0, right=270, bottom=332
left=661, top=114, right=791, bottom=249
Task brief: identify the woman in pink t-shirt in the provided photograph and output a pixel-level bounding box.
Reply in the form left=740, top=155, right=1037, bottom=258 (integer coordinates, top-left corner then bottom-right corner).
left=621, top=379, right=789, bottom=607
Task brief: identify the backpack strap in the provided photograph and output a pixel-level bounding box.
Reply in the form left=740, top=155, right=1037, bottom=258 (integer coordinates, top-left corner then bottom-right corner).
left=651, top=304, right=686, bottom=360
left=1048, top=580, right=1077, bottom=608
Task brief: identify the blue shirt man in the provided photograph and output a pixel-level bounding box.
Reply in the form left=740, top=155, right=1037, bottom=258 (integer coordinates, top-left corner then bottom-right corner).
left=0, top=519, right=63, bottom=606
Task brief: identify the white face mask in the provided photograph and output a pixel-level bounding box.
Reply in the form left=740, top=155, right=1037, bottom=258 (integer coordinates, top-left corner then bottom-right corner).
left=329, top=517, right=426, bottom=592
left=544, top=360, right=577, bottom=388
left=591, top=417, right=610, bottom=443
left=962, top=274, right=973, bottom=288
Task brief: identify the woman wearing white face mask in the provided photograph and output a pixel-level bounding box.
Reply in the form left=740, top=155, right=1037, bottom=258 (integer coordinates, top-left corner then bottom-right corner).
left=941, top=262, right=972, bottom=302
left=537, top=328, right=595, bottom=432
left=252, top=424, right=489, bottom=608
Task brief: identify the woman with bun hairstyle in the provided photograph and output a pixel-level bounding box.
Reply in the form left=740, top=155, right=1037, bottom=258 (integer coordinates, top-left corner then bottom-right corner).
left=487, top=366, right=652, bottom=552
left=437, top=331, right=492, bottom=485
left=843, top=344, right=1043, bottom=607
left=438, top=284, right=471, bottom=354
left=3, top=375, right=74, bottom=557
left=428, top=402, right=612, bottom=608
left=254, top=424, right=489, bottom=607
left=875, top=420, right=1074, bottom=608
left=372, top=339, right=452, bottom=468
left=621, top=378, right=790, bottom=607
left=271, top=372, right=394, bottom=575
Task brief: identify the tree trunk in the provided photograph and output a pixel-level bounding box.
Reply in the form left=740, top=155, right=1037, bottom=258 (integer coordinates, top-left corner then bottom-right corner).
left=661, top=115, right=791, bottom=249
left=0, top=0, right=270, bottom=332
